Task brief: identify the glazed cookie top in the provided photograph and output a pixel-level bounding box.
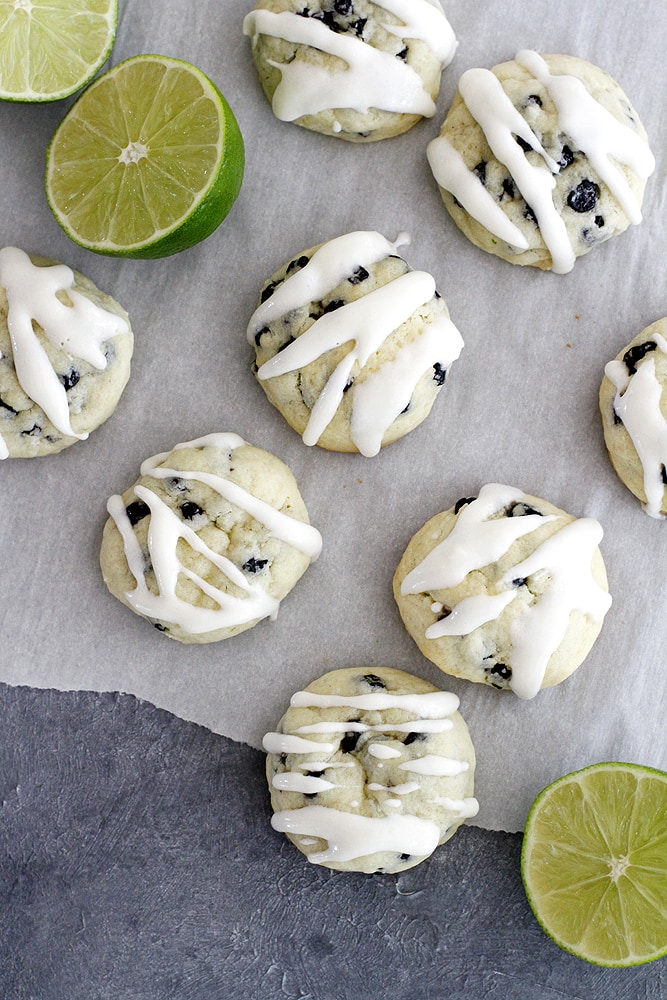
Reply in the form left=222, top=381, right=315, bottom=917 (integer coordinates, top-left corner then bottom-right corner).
left=427, top=50, right=655, bottom=272
left=398, top=484, right=612, bottom=699
left=264, top=666, right=478, bottom=873
left=248, top=229, right=464, bottom=456
left=102, top=433, right=323, bottom=642
left=601, top=320, right=667, bottom=519
left=0, top=246, right=132, bottom=458
left=243, top=0, right=456, bottom=137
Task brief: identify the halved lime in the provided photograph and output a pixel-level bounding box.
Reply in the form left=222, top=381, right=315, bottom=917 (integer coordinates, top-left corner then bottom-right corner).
left=0, top=0, right=117, bottom=102
left=521, top=761, right=667, bottom=967
left=45, top=54, right=245, bottom=258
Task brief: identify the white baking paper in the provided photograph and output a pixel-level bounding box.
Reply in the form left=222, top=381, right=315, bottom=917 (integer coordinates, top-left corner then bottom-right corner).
left=1, top=0, right=666, bottom=832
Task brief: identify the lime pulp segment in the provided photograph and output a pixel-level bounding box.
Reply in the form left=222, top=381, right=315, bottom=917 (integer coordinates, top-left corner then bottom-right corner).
left=521, top=761, right=667, bottom=967
left=45, top=55, right=245, bottom=258
left=0, top=0, right=118, bottom=102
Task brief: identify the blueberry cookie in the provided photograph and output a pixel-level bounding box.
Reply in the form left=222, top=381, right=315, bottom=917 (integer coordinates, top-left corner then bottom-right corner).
left=247, top=230, right=464, bottom=456
left=427, top=51, right=655, bottom=272
left=393, top=484, right=611, bottom=699
left=264, top=666, right=478, bottom=873
left=100, top=433, right=323, bottom=643
left=0, top=246, right=132, bottom=458
left=243, top=0, right=456, bottom=141
left=600, top=318, right=667, bottom=519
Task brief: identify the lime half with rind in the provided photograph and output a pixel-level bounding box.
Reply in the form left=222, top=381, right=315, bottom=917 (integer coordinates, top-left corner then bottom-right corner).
left=45, top=54, right=245, bottom=258
left=521, top=761, right=667, bottom=967
left=0, top=0, right=118, bottom=102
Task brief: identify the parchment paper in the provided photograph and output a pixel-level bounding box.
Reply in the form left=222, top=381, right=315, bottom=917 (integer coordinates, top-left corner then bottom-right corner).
left=1, top=0, right=665, bottom=832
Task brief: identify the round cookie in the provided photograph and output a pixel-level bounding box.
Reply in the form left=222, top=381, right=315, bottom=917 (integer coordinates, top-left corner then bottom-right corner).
left=0, top=246, right=132, bottom=458
left=427, top=50, right=655, bottom=273
left=100, top=433, right=323, bottom=643
left=247, top=230, right=464, bottom=456
left=264, top=666, right=478, bottom=874
left=600, top=317, right=667, bottom=519
left=393, top=484, right=611, bottom=699
left=243, top=0, right=457, bottom=142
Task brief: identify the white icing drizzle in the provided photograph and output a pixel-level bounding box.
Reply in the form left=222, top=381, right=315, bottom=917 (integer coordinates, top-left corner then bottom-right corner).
left=243, top=1, right=456, bottom=123
left=368, top=743, right=402, bottom=760
left=107, top=433, right=322, bottom=636
left=265, top=680, right=477, bottom=866
left=605, top=334, right=667, bottom=519
left=399, top=754, right=469, bottom=776
left=0, top=246, right=129, bottom=452
left=427, top=50, right=655, bottom=273
left=249, top=230, right=463, bottom=457
left=272, top=773, right=335, bottom=794
left=271, top=806, right=441, bottom=865
left=430, top=795, right=480, bottom=818
left=289, top=687, right=460, bottom=718
left=263, top=733, right=334, bottom=754
left=400, top=484, right=611, bottom=698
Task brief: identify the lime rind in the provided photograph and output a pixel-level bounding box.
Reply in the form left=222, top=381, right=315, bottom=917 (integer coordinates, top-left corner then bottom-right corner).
left=45, top=54, right=245, bottom=258
left=521, top=761, right=667, bottom=968
left=0, top=0, right=118, bottom=102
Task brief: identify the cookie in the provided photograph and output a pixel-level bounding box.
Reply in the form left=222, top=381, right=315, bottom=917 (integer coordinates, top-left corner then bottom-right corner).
left=247, top=230, right=464, bottom=455
left=0, top=246, right=132, bottom=458
left=427, top=50, right=655, bottom=272
left=100, top=433, right=323, bottom=643
left=600, top=318, right=667, bottom=519
left=264, top=666, right=478, bottom=873
left=393, top=484, right=611, bottom=699
left=243, top=0, right=456, bottom=142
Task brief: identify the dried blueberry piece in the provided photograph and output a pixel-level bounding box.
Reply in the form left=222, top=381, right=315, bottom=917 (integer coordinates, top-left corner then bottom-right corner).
left=307, top=768, right=325, bottom=778
left=323, top=299, right=345, bottom=314
left=0, top=396, right=18, bottom=414
left=260, top=280, right=280, bottom=303
left=486, top=662, right=512, bottom=683
left=312, top=9, right=340, bottom=31
left=433, top=362, right=447, bottom=385
left=512, top=577, right=527, bottom=588
left=509, top=501, right=541, bottom=517
left=154, top=623, right=168, bottom=632
left=524, top=204, right=537, bottom=223
left=362, top=673, right=386, bottom=689
left=181, top=501, right=204, bottom=520
left=343, top=379, right=353, bottom=394
left=59, top=368, right=80, bottom=391
left=515, top=135, right=533, bottom=153
left=348, top=265, right=369, bottom=285
left=661, top=465, right=667, bottom=486
left=454, top=497, right=476, bottom=514
left=396, top=45, right=408, bottom=61
left=399, top=853, right=412, bottom=862
left=21, top=424, right=41, bottom=437
left=126, top=500, right=150, bottom=525
left=287, top=255, right=309, bottom=274
left=352, top=16, right=366, bottom=35
left=526, top=94, right=542, bottom=107
left=473, top=161, right=487, bottom=185
left=403, top=731, right=427, bottom=746
left=558, top=145, right=575, bottom=169
left=254, top=325, right=270, bottom=347
left=333, top=0, right=352, bottom=12
left=167, top=477, right=187, bottom=493
left=567, top=179, right=599, bottom=213
left=243, top=556, right=269, bottom=574
left=501, top=177, right=516, bottom=200
left=340, top=730, right=361, bottom=754
left=594, top=215, right=604, bottom=228
left=623, top=340, right=657, bottom=375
